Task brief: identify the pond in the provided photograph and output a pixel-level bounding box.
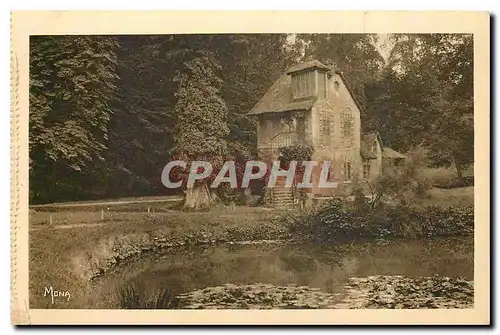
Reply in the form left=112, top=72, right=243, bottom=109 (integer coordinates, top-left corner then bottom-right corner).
left=94, top=236, right=473, bottom=308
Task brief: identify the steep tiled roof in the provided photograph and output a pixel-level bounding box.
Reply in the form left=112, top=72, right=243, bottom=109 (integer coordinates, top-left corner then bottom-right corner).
left=382, top=147, right=407, bottom=159
left=279, top=98, right=317, bottom=112
left=248, top=74, right=317, bottom=115
left=247, top=74, right=291, bottom=115
left=286, top=59, right=329, bottom=74
left=361, top=131, right=406, bottom=160
left=248, top=59, right=364, bottom=116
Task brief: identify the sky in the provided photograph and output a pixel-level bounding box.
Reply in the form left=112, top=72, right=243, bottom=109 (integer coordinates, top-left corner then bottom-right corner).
left=376, top=34, right=394, bottom=61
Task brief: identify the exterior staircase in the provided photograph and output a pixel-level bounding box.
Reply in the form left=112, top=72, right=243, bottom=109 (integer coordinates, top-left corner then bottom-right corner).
left=271, top=176, right=295, bottom=207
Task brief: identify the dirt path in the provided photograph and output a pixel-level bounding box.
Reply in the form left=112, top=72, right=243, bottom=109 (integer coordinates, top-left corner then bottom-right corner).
left=30, top=196, right=183, bottom=209
left=29, top=209, right=180, bottom=231
left=30, top=222, right=113, bottom=231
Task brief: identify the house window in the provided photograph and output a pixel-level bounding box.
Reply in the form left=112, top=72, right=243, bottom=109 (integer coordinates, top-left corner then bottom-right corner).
left=319, top=109, right=332, bottom=144
left=292, top=71, right=315, bottom=99
left=343, top=156, right=352, bottom=181
left=341, top=110, right=354, bottom=147
left=363, top=161, right=371, bottom=179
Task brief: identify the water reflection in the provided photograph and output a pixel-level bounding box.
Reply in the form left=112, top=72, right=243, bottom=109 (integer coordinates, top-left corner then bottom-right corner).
left=102, top=236, right=473, bottom=302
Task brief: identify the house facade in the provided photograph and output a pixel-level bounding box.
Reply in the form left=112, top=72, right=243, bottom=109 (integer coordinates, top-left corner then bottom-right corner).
left=361, top=131, right=407, bottom=183
left=248, top=60, right=405, bottom=202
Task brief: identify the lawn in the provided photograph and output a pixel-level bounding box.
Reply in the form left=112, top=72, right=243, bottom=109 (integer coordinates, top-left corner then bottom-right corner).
left=416, top=186, right=474, bottom=208
left=423, top=166, right=474, bottom=188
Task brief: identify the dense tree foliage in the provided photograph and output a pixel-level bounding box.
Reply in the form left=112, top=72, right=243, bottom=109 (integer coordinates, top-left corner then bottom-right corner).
left=29, top=33, right=473, bottom=204
left=297, top=33, right=385, bottom=129
left=29, top=35, right=119, bottom=202
left=170, top=52, right=230, bottom=209
left=373, top=34, right=474, bottom=179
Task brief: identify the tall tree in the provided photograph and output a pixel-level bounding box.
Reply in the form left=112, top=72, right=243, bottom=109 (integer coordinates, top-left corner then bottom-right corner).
left=106, top=36, right=179, bottom=197
left=217, top=34, right=298, bottom=146
left=171, top=51, right=230, bottom=209
left=386, top=34, right=474, bottom=180
left=29, top=35, right=119, bottom=203
left=29, top=34, right=300, bottom=203
left=297, top=34, right=385, bottom=128
left=107, top=34, right=297, bottom=198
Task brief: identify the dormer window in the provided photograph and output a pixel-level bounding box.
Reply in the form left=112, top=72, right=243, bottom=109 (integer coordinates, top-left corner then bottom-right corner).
left=287, top=60, right=330, bottom=100
left=291, top=71, right=315, bottom=99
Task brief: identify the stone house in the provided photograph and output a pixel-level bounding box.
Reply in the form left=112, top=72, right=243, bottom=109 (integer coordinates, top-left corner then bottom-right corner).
left=361, top=131, right=407, bottom=183
left=248, top=60, right=406, bottom=204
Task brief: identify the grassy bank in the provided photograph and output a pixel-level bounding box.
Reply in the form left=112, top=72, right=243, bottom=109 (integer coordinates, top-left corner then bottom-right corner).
left=29, top=206, right=288, bottom=308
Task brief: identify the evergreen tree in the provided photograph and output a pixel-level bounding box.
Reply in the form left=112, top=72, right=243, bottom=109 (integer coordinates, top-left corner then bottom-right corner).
left=171, top=51, right=230, bottom=209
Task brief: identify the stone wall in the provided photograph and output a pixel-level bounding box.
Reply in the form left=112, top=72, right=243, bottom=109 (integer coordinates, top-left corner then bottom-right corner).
left=309, top=72, right=363, bottom=197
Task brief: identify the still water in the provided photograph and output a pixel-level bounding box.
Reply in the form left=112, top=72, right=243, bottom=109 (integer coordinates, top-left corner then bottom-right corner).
left=98, top=236, right=473, bottom=306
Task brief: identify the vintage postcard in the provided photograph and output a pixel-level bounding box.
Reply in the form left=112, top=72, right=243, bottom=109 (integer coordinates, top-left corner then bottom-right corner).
left=11, top=11, right=490, bottom=325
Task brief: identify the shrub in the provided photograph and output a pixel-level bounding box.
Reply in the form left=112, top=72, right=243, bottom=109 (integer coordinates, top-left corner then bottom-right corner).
left=278, top=144, right=314, bottom=163
left=287, top=200, right=473, bottom=241
left=363, top=147, right=431, bottom=209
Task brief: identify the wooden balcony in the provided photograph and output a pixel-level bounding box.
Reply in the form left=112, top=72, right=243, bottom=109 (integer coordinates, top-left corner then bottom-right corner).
left=257, top=131, right=305, bottom=157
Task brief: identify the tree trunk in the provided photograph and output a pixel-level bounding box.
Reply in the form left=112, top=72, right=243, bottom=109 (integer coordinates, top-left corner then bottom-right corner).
left=453, top=157, right=464, bottom=185
left=183, top=181, right=217, bottom=210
